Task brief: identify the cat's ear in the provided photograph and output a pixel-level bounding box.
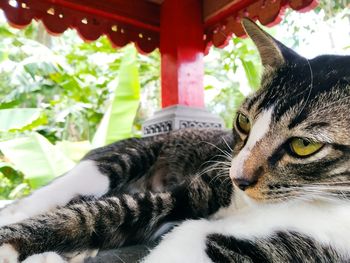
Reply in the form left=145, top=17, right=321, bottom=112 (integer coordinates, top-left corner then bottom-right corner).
left=241, top=18, right=298, bottom=70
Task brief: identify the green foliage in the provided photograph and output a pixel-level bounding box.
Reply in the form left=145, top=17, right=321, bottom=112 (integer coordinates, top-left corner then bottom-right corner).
left=56, top=141, right=92, bottom=163
left=0, top=21, right=151, bottom=144
left=0, top=162, right=29, bottom=199
left=0, top=133, right=75, bottom=188
left=316, top=0, right=350, bottom=20
left=205, top=37, right=261, bottom=127
left=0, top=20, right=150, bottom=198
left=0, top=108, right=44, bottom=132
left=92, top=45, right=141, bottom=147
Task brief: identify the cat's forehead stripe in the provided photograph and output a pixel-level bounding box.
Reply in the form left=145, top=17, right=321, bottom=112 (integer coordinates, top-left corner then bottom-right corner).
left=246, top=107, right=273, bottom=149
left=230, top=108, right=273, bottom=180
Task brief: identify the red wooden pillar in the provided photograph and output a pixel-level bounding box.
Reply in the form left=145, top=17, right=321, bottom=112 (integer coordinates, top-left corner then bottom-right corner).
left=142, top=0, right=223, bottom=136
left=160, top=0, right=205, bottom=108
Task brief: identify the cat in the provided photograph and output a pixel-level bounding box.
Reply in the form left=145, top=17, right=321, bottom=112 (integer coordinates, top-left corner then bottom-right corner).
left=0, top=18, right=350, bottom=263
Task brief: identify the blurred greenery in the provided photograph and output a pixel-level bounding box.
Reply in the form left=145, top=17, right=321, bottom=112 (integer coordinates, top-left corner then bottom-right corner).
left=205, top=37, right=262, bottom=128
left=0, top=2, right=349, bottom=199
left=0, top=20, right=160, bottom=198
left=316, top=0, right=350, bottom=19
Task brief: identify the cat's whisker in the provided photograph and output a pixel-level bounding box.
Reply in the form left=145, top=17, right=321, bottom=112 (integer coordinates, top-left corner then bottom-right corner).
left=261, top=184, right=350, bottom=203
left=208, top=170, right=230, bottom=185
left=202, top=160, right=232, bottom=167
left=199, top=154, right=230, bottom=165
left=199, top=159, right=232, bottom=173
left=200, top=141, right=232, bottom=159
left=264, top=186, right=302, bottom=193
left=270, top=185, right=350, bottom=202
left=300, top=185, right=350, bottom=196
left=186, top=162, right=231, bottom=190
left=265, top=193, right=294, bottom=202
left=197, top=165, right=230, bottom=177
left=265, top=189, right=322, bottom=204
left=221, top=136, right=233, bottom=153
left=198, top=154, right=232, bottom=173
left=302, top=180, right=350, bottom=186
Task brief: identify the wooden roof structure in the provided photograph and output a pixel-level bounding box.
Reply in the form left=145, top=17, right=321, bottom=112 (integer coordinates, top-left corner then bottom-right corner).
left=1, top=0, right=317, bottom=54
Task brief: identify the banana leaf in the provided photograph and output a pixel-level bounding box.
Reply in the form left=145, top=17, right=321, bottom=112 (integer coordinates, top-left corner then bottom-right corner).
left=55, top=140, right=91, bottom=162
left=0, top=108, right=44, bottom=132
left=0, top=133, right=75, bottom=188
left=92, top=45, right=140, bottom=147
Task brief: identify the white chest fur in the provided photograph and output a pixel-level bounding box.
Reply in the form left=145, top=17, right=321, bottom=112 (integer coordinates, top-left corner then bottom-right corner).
left=144, top=195, right=350, bottom=263
left=217, top=200, right=350, bottom=254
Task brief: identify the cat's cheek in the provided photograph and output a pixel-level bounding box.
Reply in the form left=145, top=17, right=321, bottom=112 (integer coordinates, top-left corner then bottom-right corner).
left=0, top=244, right=19, bottom=263
left=143, top=220, right=213, bottom=263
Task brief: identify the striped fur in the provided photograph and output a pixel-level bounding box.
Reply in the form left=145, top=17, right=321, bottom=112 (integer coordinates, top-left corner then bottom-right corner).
left=0, top=129, right=234, bottom=261
left=205, top=232, right=343, bottom=263
left=0, top=169, right=233, bottom=261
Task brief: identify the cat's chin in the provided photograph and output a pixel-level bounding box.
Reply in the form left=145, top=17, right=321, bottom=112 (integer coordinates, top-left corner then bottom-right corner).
left=241, top=189, right=294, bottom=205
left=233, top=187, right=280, bottom=206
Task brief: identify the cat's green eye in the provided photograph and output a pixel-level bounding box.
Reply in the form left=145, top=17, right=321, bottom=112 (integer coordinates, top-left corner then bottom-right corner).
left=236, top=113, right=251, bottom=134
left=290, top=138, right=323, bottom=157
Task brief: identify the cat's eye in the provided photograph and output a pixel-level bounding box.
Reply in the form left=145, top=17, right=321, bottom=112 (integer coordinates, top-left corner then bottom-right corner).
left=289, top=138, right=323, bottom=157
left=236, top=113, right=251, bottom=134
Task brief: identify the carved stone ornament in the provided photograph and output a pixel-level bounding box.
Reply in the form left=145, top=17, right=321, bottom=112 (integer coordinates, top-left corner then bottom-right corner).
left=142, top=105, right=224, bottom=136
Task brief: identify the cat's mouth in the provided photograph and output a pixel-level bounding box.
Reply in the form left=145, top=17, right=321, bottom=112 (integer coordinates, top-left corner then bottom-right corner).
left=243, top=187, right=267, bottom=202
left=238, top=183, right=297, bottom=203
left=232, top=177, right=268, bottom=202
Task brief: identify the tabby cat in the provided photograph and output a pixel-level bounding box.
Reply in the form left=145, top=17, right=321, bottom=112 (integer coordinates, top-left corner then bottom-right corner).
left=0, top=18, right=350, bottom=263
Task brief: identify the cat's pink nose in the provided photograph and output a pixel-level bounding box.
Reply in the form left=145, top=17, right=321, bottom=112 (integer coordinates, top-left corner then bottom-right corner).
left=232, top=178, right=257, bottom=191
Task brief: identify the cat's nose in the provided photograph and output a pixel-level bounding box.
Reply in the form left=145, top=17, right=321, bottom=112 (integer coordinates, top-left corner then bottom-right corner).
left=232, top=178, right=257, bottom=191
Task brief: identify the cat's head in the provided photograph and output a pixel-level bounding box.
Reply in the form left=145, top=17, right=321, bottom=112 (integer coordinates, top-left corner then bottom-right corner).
left=229, top=19, right=350, bottom=203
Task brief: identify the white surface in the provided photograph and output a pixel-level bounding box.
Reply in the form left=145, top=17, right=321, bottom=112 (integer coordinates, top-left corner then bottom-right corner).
left=0, top=200, right=13, bottom=209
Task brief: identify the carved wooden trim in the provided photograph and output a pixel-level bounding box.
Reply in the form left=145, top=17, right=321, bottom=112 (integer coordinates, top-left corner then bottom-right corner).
left=0, top=0, right=160, bottom=54
left=203, top=0, right=318, bottom=52
left=0, top=0, right=317, bottom=54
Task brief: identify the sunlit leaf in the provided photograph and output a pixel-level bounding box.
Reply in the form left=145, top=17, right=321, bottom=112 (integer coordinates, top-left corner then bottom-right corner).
left=55, top=140, right=91, bottom=162
left=92, top=45, right=140, bottom=147
left=0, top=108, right=42, bottom=132
left=9, top=183, right=31, bottom=199
left=0, top=133, right=75, bottom=188
left=240, top=59, right=260, bottom=90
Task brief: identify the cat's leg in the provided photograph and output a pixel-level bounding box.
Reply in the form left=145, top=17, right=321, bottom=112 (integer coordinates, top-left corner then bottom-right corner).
left=0, top=136, right=164, bottom=227
left=0, top=160, right=109, bottom=227
left=0, top=173, right=233, bottom=261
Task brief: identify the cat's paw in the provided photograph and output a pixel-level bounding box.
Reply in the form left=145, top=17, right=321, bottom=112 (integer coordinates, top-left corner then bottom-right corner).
left=0, top=244, right=19, bottom=263
left=22, top=252, right=67, bottom=263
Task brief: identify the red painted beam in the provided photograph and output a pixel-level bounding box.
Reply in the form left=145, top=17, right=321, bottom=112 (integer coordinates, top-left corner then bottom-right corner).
left=160, top=0, right=205, bottom=108
left=46, top=0, right=160, bottom=32
left=204, top=0, right=256, bottom=27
